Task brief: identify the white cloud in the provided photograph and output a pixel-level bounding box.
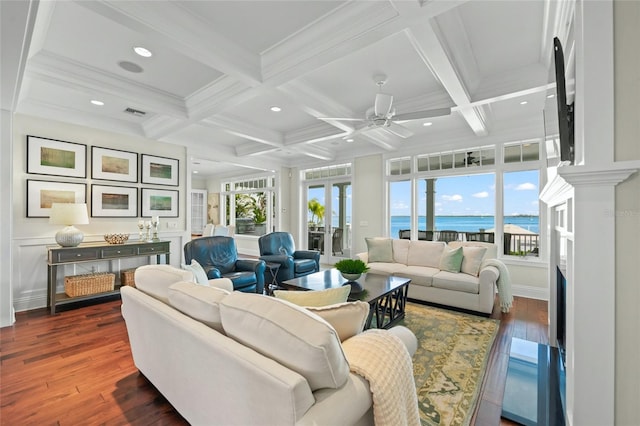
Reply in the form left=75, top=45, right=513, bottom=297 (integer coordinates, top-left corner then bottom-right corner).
left=473, top=191, right=489, bottom=198
left=515, top=182, right=537, bottom=191
left=442, top=194, right=463, bottom=202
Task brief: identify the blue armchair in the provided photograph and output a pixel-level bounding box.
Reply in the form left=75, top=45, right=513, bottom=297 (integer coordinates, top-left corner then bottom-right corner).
left=258, top=232, right=320, bottom=283
left=184, top=236, right=266, bottom=293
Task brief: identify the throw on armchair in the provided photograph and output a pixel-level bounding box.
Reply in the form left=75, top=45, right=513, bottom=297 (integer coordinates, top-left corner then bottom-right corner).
left=258, top=232, right=320, bottom=283
left=184, top=236, right=266, bottom=293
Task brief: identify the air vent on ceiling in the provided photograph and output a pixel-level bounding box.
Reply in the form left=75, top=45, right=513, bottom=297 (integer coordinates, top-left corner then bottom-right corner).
left=124, top=107, right=146, bottom=117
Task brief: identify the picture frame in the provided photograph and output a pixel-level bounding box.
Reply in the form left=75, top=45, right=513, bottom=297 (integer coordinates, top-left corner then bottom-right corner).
left=91, top=184, right=138, bottom=217
left=27, top=179, right=87, bottom=218
left=141, top=188, right=179, bottom=217
left=27, top=135, right=87, bottom=178
left=91, top=146, right=138, bottom=182
left=141, top=154, right=179, bottom=186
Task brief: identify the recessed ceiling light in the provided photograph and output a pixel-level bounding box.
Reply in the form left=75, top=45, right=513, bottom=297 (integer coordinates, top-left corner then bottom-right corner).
left=270, top=106, right=282, bottom=112
left=345, top=138, right=354, bottom=143
left=90, top=100, right=104, bottom=106
left=193, top=170, right=199, bottom=174
left=547, top=93, right=555, bottom=98
left=423, top=122, right=433, bottom=127
left=133, top=46, right=152, bottom=58
left=520, top=101, right=528, bottom=105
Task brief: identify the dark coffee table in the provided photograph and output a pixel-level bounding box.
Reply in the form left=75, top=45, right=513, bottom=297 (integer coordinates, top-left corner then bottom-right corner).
left=281, top=269, right=411, bottom=330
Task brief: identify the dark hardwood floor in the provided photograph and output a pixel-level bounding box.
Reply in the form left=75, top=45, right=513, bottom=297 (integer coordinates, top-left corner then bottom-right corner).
left=1, top=296, right=547, bottom=425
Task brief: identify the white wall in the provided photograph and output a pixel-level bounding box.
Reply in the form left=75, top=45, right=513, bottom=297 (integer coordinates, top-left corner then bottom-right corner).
left=11, top=114, right=190, bottom=311
left=614, top=1, right=640, bottom=423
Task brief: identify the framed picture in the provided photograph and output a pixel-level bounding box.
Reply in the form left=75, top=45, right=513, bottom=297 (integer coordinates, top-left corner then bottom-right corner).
left=91, top=146, right=138, bottom=182
left=141, top=188, right=179, bottom=217
left=91, top=185, right=138, bottom=217
left=27, top=179, right=87, bottom=217
left=141, top=154, right=179, bottom=186
left=27, top=135, right=87, bottom=178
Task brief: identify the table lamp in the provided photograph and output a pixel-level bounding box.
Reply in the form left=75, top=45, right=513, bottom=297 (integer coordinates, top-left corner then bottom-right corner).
left=49, top=203, right=89, bottom=247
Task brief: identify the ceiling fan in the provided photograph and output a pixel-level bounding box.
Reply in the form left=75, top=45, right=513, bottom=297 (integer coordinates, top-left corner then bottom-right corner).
left=463, top=151, right=480, bottom=166
left=319, top=74, right=451, bottom=138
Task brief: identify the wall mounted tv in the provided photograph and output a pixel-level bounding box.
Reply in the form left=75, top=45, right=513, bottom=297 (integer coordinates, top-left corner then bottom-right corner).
left=554, top=37, right=575, bottom=164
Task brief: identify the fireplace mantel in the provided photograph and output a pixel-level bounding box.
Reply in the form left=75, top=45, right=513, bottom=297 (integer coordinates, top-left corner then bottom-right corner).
left=539, top=160, right=638, bottom=426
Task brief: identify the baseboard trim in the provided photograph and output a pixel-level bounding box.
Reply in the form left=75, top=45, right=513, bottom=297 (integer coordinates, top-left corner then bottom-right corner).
left=511, top=284, right=548, bottom=301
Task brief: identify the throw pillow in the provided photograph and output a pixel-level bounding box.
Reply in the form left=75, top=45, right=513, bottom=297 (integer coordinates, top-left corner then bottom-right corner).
left=460, top=246, right=488, bottom=276
left=366, top=237, right=394, bottom=263
left=439, top=246, right=463, bottom=273
left=306, top=301, right=370, bottom=342
left=168, top=282, right=230, bottom=333
left=219, top=292, right=349, bottom=391
left=273, top=285, right=350, bottom=307
left=181, top=259, right=209, bottom=285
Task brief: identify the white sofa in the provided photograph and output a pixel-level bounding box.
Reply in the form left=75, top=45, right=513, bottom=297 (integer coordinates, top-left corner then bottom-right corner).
left=357, top=239, right=500, bottom=314
left=121, top=265, right=418, bottom=425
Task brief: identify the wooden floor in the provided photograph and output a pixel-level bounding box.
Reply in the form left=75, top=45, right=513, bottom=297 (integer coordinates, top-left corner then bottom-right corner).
left=1, top=296, right=547, bottom=425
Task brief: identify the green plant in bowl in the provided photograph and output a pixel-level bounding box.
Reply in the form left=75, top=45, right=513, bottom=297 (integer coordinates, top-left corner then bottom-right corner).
left=334, top=258, right=369, bottom=274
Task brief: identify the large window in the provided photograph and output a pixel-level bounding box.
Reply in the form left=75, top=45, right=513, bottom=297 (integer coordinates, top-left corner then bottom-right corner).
left=221, top=176, right=275, bottom=236
left=387, top=141, right=542, bottom=258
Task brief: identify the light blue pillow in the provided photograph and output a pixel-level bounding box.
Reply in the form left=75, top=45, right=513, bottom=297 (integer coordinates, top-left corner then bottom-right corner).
left=182, top=259, right=209, bottom=285
left=365, top=237, right=393, bottom=263
left=439, top=246, right=463, bottom=273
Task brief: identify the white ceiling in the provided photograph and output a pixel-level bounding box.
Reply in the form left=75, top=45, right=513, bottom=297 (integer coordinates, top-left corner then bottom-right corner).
left=8, top=0, right=575, bottom=178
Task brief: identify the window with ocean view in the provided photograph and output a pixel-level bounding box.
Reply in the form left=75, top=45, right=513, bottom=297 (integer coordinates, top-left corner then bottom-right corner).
left=221, top=176, right=275, bottom=236
left=386, top=141, right=543, bottom=258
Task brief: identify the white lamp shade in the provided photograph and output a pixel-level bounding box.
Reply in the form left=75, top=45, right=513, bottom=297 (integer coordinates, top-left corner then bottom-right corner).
left=49, top=203, right=89, bottom=225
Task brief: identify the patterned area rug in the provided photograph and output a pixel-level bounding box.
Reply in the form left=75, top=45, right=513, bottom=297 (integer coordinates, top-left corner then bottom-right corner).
left=399, top=302, right=500, bottom=426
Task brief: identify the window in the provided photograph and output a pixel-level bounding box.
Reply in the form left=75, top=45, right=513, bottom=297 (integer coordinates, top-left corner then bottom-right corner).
left=386, top=140, right=542, bottom=258
left=221, top=176, right=275, bottom=236
left=503, top=170, right=540, bottom=257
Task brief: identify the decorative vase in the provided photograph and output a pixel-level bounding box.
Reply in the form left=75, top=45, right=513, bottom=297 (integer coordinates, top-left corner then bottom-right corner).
left=340, top=272, right=361, bottom=282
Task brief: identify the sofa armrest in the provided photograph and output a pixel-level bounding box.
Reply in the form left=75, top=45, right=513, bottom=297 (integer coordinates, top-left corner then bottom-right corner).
left=356, top=252, right=368, bottom=263
left=204, top=266, right=222, bottom=279
left=207, top=278, right=234, bottom=292
left=294, top=250, right=320, bottom=262
left=259, top=254, right=293, bottom=269
left=236, top=259, right=266, bottom=273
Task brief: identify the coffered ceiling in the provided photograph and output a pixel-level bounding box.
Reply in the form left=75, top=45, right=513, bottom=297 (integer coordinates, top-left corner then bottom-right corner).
left=6, top=0, right=575, bottom=177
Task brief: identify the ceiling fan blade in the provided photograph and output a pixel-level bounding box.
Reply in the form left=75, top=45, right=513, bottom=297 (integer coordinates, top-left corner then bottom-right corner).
left=393, top=107, right=452, bottom=121
left=374, top=93, right=393, bottom=117
left=318, top=117, right=366, bottom=122
left=385, top=122, right=413, bottom=138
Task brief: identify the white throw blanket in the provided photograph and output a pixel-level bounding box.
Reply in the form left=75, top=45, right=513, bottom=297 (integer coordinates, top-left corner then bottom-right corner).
left=341, top=329, right=420, bottom=426
left=481, top=258, right=513, bottom=313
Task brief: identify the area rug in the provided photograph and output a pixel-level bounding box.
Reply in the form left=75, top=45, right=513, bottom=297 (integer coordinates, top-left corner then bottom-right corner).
left=399, top=302, right=500, bottom=426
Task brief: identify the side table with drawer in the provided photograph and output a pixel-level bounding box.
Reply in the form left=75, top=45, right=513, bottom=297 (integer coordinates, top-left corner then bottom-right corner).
left=47, top=240, right=170, bottom=314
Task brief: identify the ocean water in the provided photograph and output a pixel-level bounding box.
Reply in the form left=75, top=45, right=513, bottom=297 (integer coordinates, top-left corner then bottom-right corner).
left=389, top=215, right=539, bottom=238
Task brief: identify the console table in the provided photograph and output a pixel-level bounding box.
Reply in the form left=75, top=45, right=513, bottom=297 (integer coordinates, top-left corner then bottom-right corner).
left=47, top=240, right=170, bottom=314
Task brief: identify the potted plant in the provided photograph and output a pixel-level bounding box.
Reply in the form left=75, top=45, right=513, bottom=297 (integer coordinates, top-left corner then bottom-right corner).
left=334, top=258, right=369, bottom=282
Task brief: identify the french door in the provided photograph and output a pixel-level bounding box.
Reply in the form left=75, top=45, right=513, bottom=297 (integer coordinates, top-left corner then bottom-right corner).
left=305, top=179, right=352, bottom=265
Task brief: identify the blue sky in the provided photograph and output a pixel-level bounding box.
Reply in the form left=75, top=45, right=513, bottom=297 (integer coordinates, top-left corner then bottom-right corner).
left=390, top=171, right=540, bottom=216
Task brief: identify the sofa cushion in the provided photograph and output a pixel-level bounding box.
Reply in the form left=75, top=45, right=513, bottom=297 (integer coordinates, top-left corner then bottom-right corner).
left=365, top=262, right=406, bottom=276
left=407, top=240, right=446, bottom=268
left=306, top=301, right=370, bottom=342
left=294, top=258, right=317, bottom=274
left=181, top=259, right=209, bottom=285
left=273, top=285, right=350, bottom=307
left=432, top=271, right=480, bottom=294
left=168, top=281, right=230, bottom=332
left=392, top=238, right=410, bottom=264
left=449, top=241, right=497, bottom=261
left=366, top=237, right=393, bottom=263
left=460, top=246, right=488, bottom=276
left=439, top=246, right=463, bottom=273
left=394, top=266, right=440, bottom=287
left=219, top=292, right=349, bottom=391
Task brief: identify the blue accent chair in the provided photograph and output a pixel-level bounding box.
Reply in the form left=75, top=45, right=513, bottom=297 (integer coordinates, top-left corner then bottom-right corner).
left=258, top=232, right=320, bottom=284
left=184, top=236, right=266, bottom=293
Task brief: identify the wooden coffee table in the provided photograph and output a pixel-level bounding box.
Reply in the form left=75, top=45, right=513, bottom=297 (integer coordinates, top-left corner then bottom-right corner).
left=281, top=269, right=411, bottom=330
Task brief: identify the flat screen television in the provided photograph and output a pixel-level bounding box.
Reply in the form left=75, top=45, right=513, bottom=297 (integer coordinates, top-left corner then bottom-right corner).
left=553, top=37, right=575, bottom=164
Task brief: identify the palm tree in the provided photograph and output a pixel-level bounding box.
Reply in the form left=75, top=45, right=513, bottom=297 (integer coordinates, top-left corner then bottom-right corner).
left=307, top=198, right=325, bottom=226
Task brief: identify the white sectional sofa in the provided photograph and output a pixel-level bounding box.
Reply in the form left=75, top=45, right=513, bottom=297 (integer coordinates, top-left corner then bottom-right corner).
left=121, top=265, right=418, bottom=425
left=357, top=239, right=500, bottom=314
